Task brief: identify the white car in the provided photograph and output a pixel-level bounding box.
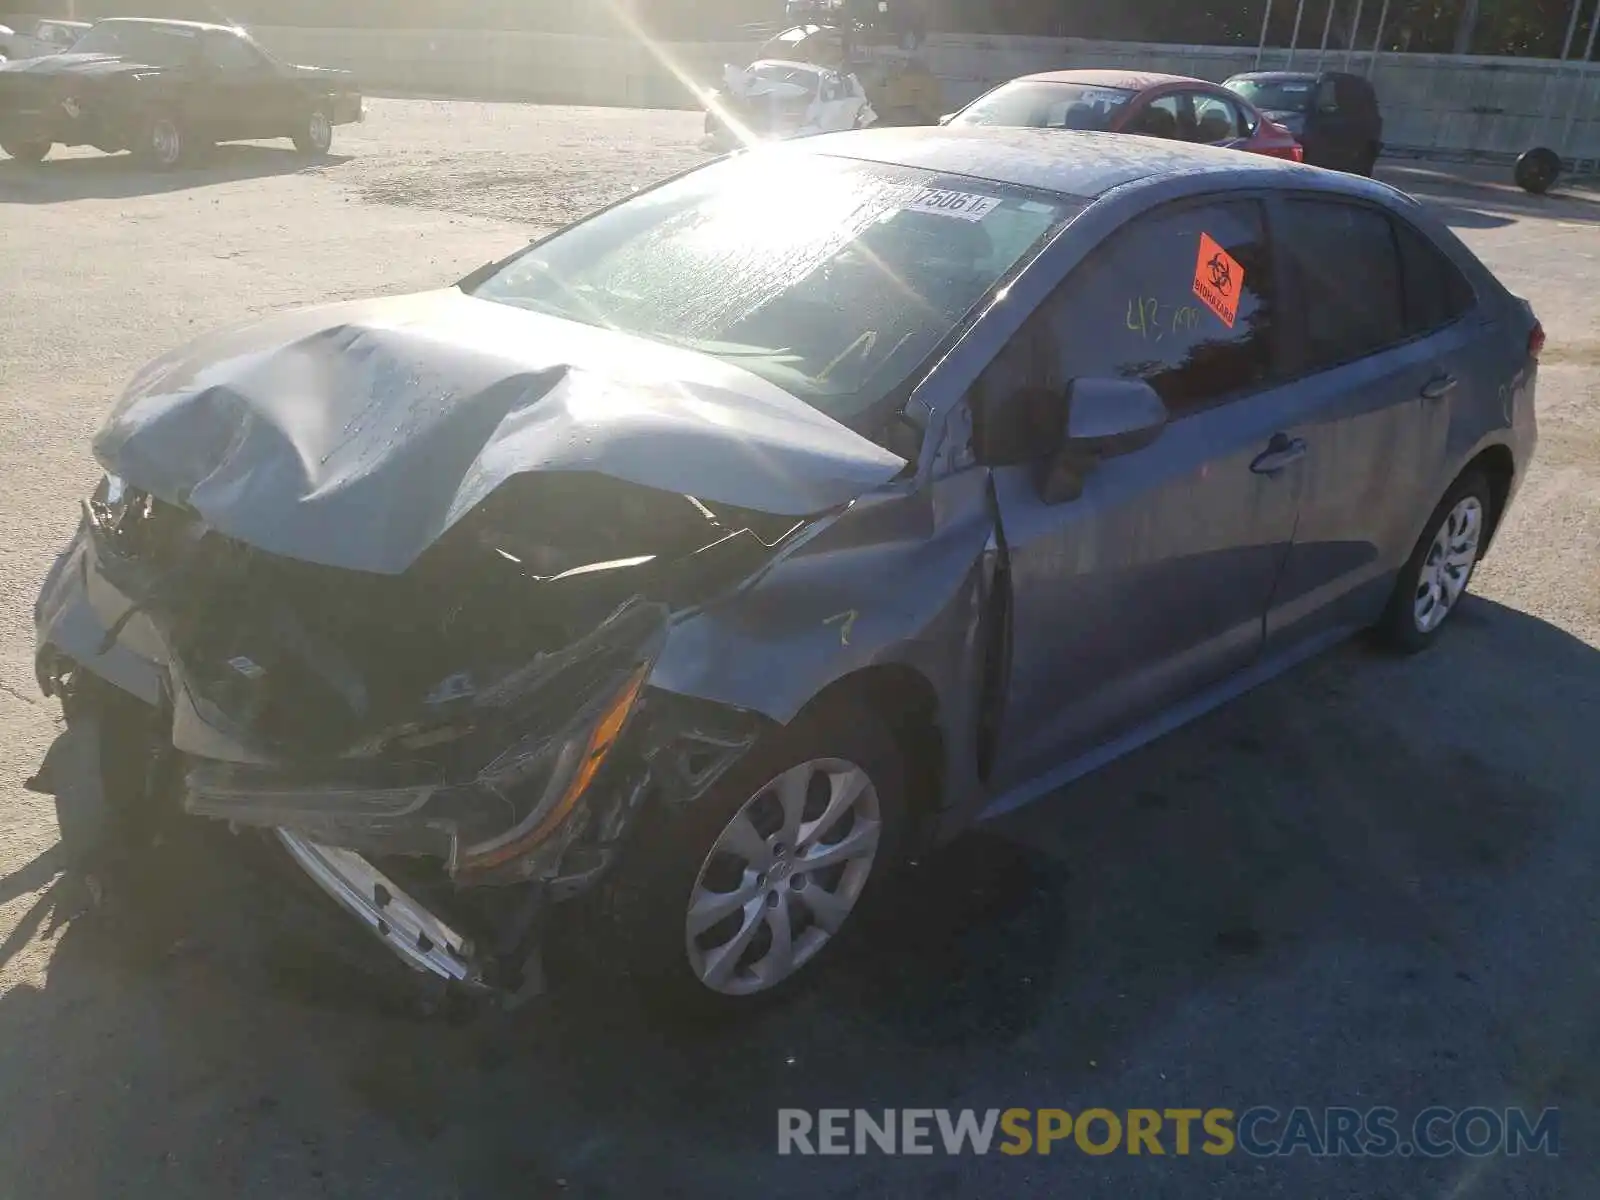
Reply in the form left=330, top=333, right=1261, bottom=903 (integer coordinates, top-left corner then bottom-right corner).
left=0, top=16, right=89, bottom=61
left=703, top=59, right=875, bottom=147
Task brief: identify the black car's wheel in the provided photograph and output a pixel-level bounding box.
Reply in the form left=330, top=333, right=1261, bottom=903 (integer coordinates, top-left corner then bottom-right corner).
left=135, top=114, right=186, bottom=169
left=1356, top=141, right=1380, bottom=176
left=2, top=138, right=51, bottom=164
left=608, top=700, right=908, bottom=1020
left=1375, top=470, right=1492, bottom=654
left=293, top=107, right=333, bottom=156
left=1514, top=146, right=1561, bottom=195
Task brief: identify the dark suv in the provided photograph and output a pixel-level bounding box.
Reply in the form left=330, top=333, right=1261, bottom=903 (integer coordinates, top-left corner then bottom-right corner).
left=1224, top=70, right=1383, bottom=175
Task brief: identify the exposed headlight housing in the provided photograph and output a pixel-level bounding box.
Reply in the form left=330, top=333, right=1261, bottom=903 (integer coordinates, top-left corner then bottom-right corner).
left=456, top=661, right=651, bottom=875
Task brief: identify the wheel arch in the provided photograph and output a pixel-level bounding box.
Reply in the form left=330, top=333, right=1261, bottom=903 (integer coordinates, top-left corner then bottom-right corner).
left=1463, top=442, right=1516, bottom=551
left=789, top=662, right=946, bottom=837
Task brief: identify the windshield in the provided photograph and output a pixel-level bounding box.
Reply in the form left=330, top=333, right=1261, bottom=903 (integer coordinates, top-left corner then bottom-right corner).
left=70, top=22, right=199, bottom=65
left=951, top=81, right=1137, bottom=130
left=1225, top=77, right=1315, bottom=113
left=470, top=152, right=1078, bottom=422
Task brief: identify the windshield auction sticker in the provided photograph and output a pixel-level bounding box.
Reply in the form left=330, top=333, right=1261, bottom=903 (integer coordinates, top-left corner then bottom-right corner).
left=1192, top=233, right=1244, bottom=328
left=906, top=187, right=1003, bottom=222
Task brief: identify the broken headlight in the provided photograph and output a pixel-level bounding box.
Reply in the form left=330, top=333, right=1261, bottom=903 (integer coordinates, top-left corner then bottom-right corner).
left=455, top=660, right=651, bottom=877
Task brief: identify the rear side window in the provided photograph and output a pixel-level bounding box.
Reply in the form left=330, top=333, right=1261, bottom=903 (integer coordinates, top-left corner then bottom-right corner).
left=1393, top=217, right=1476, bottom=335
left=985, top=198, right=1279, bottom=418
left=1276, top=198, right=1406, bottom=372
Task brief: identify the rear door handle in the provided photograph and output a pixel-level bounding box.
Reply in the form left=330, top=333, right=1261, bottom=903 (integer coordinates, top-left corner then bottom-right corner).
left=1421, top=374, right=1458, bottom=400
left=1250, top=435, right=1308, bottom=476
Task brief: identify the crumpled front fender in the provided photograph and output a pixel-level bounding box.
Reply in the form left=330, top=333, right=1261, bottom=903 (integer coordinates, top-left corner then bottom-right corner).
left=649, top=470, right=1000, bottom=815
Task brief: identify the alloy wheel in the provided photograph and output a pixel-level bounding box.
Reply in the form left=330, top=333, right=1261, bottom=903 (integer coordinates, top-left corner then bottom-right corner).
left=307, top=111, right=332, bottom=153
left=150, top=118, right=182, bottom=168
left=1413, top=495, right=1483, bottom=633
left=685, top=757, right=881, bottom=996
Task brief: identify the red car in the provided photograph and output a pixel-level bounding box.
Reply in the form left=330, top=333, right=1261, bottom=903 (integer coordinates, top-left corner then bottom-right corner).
left=944, top=69, right=1304, bottom=163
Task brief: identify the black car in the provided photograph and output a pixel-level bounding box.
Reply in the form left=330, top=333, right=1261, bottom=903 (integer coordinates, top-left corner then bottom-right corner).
left=0, top=17, right=362, bottom=168
left=1224, top=69, right=1383, bottom=175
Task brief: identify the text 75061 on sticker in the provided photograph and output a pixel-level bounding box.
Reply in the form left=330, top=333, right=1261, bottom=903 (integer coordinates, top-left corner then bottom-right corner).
left=905, top=187, right=1002, bottom=222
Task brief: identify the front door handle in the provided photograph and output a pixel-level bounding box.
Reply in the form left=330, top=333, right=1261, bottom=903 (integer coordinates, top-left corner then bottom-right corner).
left=1421, top=374, right=1458, bottom=400
left=1250, top=434, right=1308, bottom=476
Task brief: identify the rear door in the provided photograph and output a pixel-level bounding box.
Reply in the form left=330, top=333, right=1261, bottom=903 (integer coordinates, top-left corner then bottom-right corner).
left=980, top=196, right=1307, bottom=789
left=1260, top=195, right=1465, bottom=651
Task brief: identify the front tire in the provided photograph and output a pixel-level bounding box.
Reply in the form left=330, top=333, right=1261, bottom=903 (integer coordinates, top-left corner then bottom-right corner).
left=610, top=701, right=908, bottom=1020
left=1375, top=470, right=1492, bottom=653
left=2, top=138, right=51, bottom=164
left=293, top=107, right=333, bottom=156
left=135, top=113, right=186, bottom=169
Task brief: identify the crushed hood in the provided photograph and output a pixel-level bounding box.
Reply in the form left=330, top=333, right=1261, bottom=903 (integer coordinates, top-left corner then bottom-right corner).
left=93, top=289, right=905, bottom=575
left=0, top=52, right=163, bottom=78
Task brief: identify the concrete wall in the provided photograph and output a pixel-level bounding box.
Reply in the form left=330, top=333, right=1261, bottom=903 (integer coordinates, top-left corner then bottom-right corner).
left=251, top=26, right=1600, bottom=163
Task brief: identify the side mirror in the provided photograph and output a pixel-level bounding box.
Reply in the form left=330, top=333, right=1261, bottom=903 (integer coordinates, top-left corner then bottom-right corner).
left=1030, top=378, right=1167, bottom=504
left=972, top=377, right=1167, bottom=472
left=1063, top=377, right=1168, bottom=458
left=937, top=112, right=955, bottom=125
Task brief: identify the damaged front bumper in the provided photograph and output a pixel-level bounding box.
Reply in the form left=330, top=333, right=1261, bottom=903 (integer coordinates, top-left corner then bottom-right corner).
left=34, top=488, right=772, bottom=999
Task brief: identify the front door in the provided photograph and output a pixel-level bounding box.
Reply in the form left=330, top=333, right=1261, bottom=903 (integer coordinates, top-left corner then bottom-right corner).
left=195, top=31, right=286, bottom=142
left=978, top=197, right=1307, bottom=790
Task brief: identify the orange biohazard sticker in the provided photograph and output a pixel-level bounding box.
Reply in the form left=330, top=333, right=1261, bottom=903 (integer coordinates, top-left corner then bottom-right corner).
left=1192, top=233, right=1244, bottom=329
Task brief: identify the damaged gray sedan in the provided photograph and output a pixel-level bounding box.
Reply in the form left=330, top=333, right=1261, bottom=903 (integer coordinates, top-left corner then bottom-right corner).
left=32, top=127, right=1538, bottom=1013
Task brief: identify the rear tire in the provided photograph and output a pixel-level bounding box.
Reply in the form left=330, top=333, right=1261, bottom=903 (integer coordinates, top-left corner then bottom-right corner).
left=1374, top=470, right=1492, bottom=654
left=607, top=700, right=908, bottom=1023
left=293, top=107, right=333, bottom=156
left=2, top=138, right=51, bottom=164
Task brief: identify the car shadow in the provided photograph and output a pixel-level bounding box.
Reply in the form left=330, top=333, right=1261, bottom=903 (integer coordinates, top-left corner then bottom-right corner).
left=0, top=598, right=1595, bottom=1196
left=1380, top=160, right=1600, bottom=228
left=0, top=143, right=353, bottom=203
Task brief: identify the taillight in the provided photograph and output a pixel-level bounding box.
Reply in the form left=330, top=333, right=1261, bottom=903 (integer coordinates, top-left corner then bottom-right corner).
left=1528, top=321, right=1545, bottom=358
left=1258, top=144, right=1304, bottom=162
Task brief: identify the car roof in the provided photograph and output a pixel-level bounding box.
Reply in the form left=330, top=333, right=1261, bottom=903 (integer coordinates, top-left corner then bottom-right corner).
left=1229, top=69, right=1370, bottom=85
left=94, top=17, right=239, bottom=34
left=1013, top=68, right=1213, bottom=92
left=795, top=125, right=1347, bottom=200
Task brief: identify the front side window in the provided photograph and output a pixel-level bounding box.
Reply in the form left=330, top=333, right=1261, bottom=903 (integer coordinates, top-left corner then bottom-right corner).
left=1124, top=94, right=1184, bottom=140
left=951, top=81, right=1137, bottom=131
left=204, top=32, right=267, bottom=73
left=1276, top=198, right=1407, bottom=372
left=471, top=152, right=1080, bottom=423
left=977, top=199, right=1279, bottom=423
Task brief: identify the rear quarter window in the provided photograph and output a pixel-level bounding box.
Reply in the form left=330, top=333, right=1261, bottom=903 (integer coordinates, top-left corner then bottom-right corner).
left=1393, top=216, right=1477, bottom=335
